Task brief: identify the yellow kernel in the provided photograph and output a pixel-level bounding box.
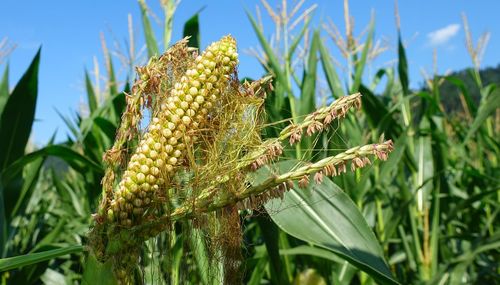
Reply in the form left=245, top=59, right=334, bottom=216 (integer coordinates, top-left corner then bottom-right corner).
left=189, top=87, right=198, bottom=95
left=169, top=137, right=178, bottom=145
left=186, top=109, right=195, bottom=117
left=177, top=124, right=187, bottom=132
left=140, top=165, right=149, bottom=174
left=151, top=167, right=160, bottom=176
left=150, top=150, right=158, bottom=159
left=170, top=114, right=180, bottom=124
left=192, top=80, right=201, bottom=88
left=209, top=75, right=217, bottom=83
left=180, top=101, right=189, bottom=109
left=146, top=158, right=154, bottom=166
left=136, top=173, right=146, bottom=183
left=167, top=122, right=176, bottom=130
left=141, top=144, right=150, bottom=153
left=141, top=183, right=151, bottom=192
left=191, top=102, right=200, bottom=110
left=195, top=96, right=204, bottom=104
left=169, top=157, right=178, bottom=165
left=154, top=142, right=162, bottom=151
left=174, top=130, right=183, bottom=139
left=182, top=116, right=191, bottom=125
left=129, top=184, right=138, bottom=193
left=223, top=56, right=230, bottom=64
left=165, top=164, right=174, bottom=172
left=155, top=159, right=164, bottom=167
left=176, top=108, right=184, bottom=116
left=162, top=129, right=172, bottom=138
left=146, top=175, right=156, bottom=184
left=173, top=149, right=182, bottom=158
left=185, top=94, right=193, bottom=102
left=165, top=145, right=173, bottom=153
left=168, top=102, right=177, bottom=110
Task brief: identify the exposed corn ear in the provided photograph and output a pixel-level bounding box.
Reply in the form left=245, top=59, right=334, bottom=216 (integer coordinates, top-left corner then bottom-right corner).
left=108, top=36, right=238, bottom=226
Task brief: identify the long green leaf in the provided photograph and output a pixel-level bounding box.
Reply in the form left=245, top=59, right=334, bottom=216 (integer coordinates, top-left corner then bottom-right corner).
left=245, top=10, right=288, bottom=93
left=138, top=0, right=159, bottom=58
left=0, top=245, right=83, bottom=272
left=82, top=253, right=118, bottom=285
left=261, top=161, right=399, bottom=285
left=397, top=31, right=409, bottom=96
left=256, top=212, right=290, bottom=285
left=299, top=30, right=319, bottom=116
left=84, top=69, right=98, bottom=113
left=464, top=85, right=500, bottom=142
left=1, top=145, right=102, bottom=185
left=318, top=38, right=344, bottom=99
left=0, top=48, right=40, bottom=171
left=183, top=12, right=201, bottom=49
left=351, top=17, right=374, bottom=93
left=0, top=63, right=9, bottom=115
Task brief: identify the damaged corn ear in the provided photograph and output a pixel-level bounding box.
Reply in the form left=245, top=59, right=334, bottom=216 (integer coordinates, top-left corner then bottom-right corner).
left=108, top=36, right=239, bottom=227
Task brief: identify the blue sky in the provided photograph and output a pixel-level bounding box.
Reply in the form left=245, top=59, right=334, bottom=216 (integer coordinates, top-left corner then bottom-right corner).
left=1, top=0, right=499, bottom=145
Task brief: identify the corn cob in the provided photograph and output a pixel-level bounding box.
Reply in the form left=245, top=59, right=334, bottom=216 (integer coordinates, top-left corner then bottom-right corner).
left=108, top=36, right=238, bottom=227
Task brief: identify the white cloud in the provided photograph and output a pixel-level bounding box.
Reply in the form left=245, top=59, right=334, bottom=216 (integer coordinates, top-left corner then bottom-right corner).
left=427, top=24, right=460, bottom=46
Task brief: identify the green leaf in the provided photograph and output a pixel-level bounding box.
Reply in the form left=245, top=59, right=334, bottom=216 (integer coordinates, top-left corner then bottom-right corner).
left=84, top=69, right=98, bottom=113
left=245, top=9, right=288, bottom=94
left=0, top=48, right=40, bottom=172
left=261, top=161, right=399, bottom=285
left=299, top=30, right=319, bottom=116
left=183, top=12, right=201, bottom=49
left=445, top=76, right=477, bottom=116
left=397, top=31, right=409, bottom=96
left=94, top=117, right=117, bottom=141
left=318, top=38, right=344, bottom=99
left=138, top=0, right=159, bottom=58
left=288, top=18, right=310, bottom=60
left=256, top=212, right=290, bottom=285
left=0, top=245, right=83, bottom=272
left=1, top=145, right=102, bottom=185
left=247, top=255, right=268, bottom=285
left=280, top=245, right=344, bottom=264
left=464, top=85, right=500, bottom=142
left=351, top=17, right=374, bottom=93
left=7, top=156, right=44, bottom=220
left=0, top=63, right=9, bottom=115
left=82, top=253, right=118, bottom=285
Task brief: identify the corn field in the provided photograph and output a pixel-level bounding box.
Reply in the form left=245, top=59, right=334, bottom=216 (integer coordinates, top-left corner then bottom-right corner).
left=0, top=1, right=498, bottom=284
